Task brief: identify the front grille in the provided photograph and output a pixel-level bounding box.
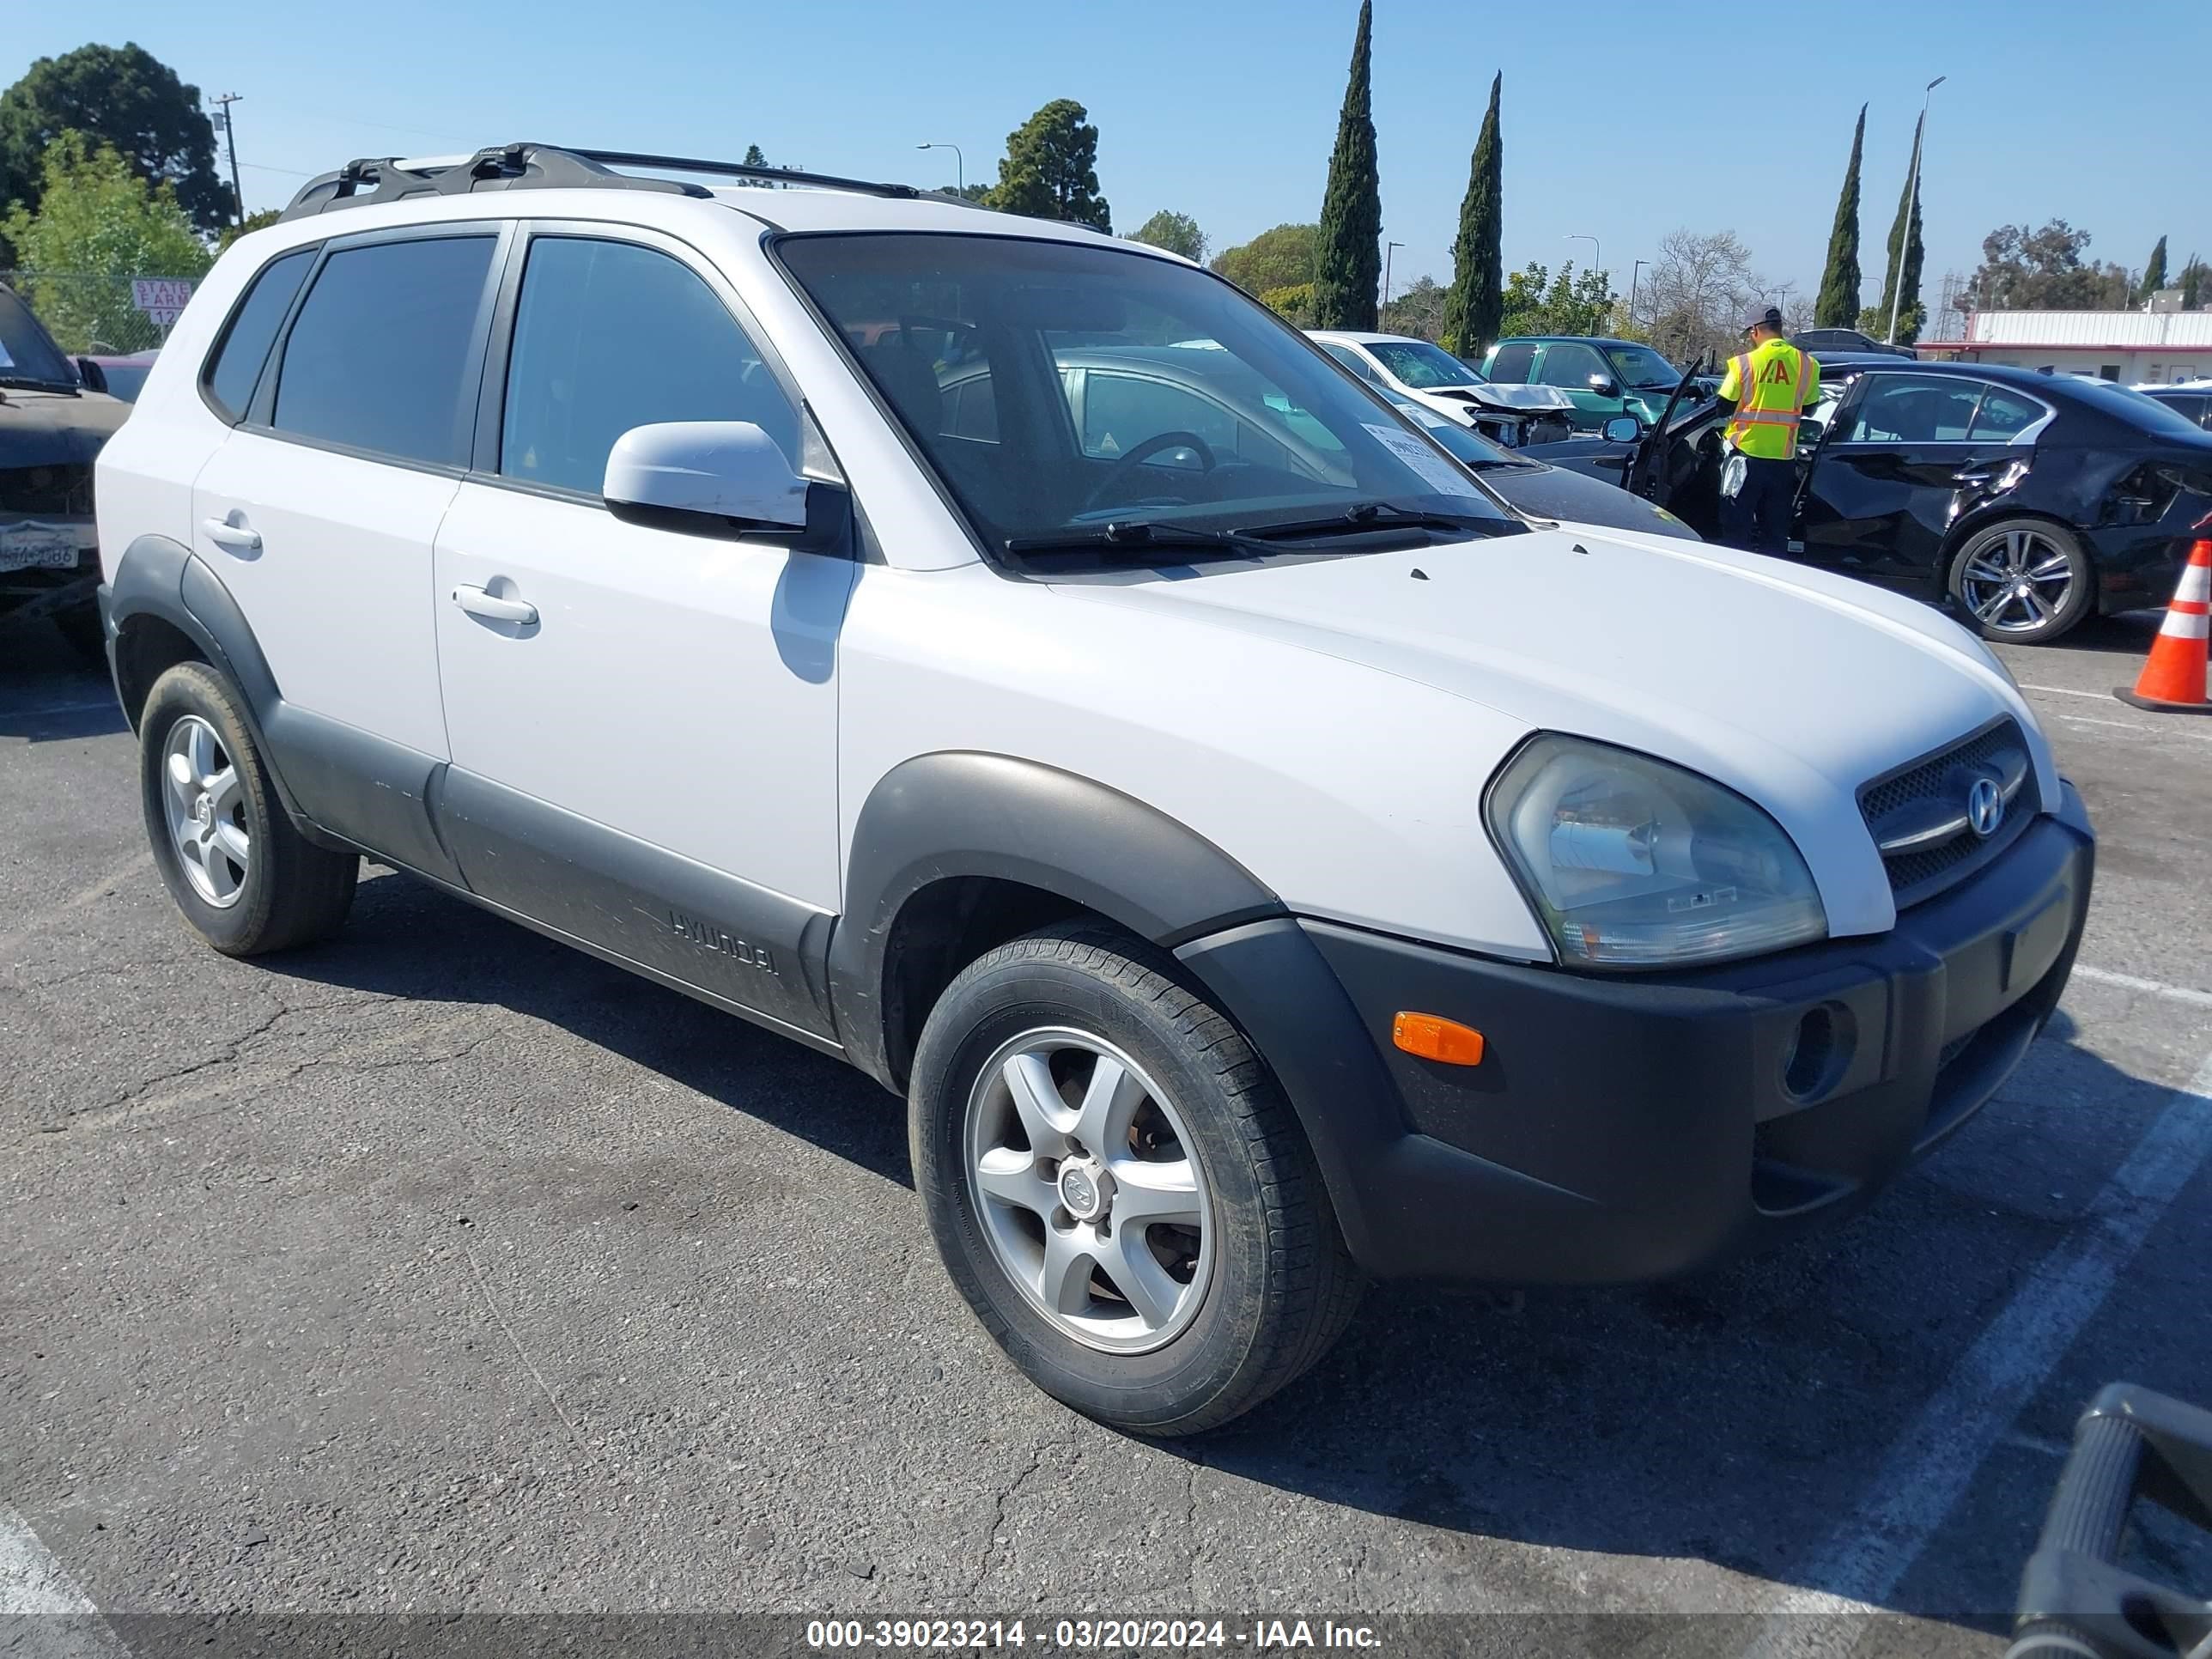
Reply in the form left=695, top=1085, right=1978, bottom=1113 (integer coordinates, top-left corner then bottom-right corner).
left=0, top=464, right=94, bottom=517
left=1859, top=719, right=2038, bottom=908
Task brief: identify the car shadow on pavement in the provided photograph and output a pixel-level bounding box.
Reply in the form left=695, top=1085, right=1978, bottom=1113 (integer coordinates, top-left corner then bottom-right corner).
left=274, top=865, right=913, bottom=1189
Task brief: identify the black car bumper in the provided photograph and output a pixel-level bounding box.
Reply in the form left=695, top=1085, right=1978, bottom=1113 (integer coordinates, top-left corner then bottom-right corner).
left=1177, top=782, right=2094, bottom=1285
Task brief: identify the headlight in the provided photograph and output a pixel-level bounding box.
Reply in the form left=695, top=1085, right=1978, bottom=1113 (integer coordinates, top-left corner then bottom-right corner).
left=1486, top=736, right=1827, bottom=969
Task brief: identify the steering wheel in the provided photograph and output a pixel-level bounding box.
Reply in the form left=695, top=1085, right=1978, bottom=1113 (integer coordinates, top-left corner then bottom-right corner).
left=1080, top=430, right=1218, bottom=513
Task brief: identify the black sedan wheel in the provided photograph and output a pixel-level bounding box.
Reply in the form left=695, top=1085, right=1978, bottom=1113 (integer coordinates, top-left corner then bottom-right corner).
left=1948, top=519, right=2094, bottom=645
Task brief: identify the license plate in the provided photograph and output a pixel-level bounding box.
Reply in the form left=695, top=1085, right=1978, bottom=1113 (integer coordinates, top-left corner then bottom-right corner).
left=0, top=521, right=94, bottom=573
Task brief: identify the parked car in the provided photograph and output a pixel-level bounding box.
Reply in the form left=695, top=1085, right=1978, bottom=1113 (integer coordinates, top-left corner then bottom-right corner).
left=1, top=283, right=131, bottom=659
left=1791, top=326, right=1915, bottom=360
left=1306, top=329, right=1576, bottom=446
left=1534, top=358, right=2212, bottom=643
left=99, top=143, right=2094, bottom=1435
left=1478, top=336, right=1705, bottom=432
left=2138, top=381, right=2212, bottom=432
left=1370, top=387, right=1698, bottom=539
left=85, top=349, right=160, bottom=404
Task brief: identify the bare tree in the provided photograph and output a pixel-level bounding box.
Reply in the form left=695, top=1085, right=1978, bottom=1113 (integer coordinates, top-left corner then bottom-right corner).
left=1643, top=228, right=1762, bottom=368
left=1783, top=293, right=1817, bottom=336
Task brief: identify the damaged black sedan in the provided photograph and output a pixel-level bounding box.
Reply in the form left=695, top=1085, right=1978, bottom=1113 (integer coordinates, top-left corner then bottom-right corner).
left=1532, top=357, right=2212, bottom=644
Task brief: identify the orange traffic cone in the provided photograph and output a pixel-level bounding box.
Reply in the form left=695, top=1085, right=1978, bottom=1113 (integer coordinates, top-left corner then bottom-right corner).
left=2116, top=539, right=2212, bottom=714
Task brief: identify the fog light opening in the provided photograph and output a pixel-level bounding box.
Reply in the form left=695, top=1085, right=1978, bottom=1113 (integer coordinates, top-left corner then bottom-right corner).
left=1781, top=1005, right=1851, bottom=1102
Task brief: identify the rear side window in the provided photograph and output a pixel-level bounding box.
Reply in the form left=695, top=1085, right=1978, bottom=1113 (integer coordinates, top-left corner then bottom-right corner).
left=1487, top=342, right=1536, bottom=381
left=1967, top=386, right=2047, bottom=441
left=203, top=249, right=313, bottom=421
left=270, top=235, right=496, bottom=466
left=499, top=236, right=798, bottom=496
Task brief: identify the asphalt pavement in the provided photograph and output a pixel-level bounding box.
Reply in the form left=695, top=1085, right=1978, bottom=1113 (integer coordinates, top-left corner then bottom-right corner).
left=3, top=605, right=2210, bottom=1659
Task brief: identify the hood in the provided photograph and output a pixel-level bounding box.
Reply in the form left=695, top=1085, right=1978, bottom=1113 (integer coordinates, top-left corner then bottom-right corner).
left=1054, top=526, right=2042, bottom=935
left=1429, top=382, right=1575, bottom=414
left=0, top=387, right=131, bottom=470
left=1482, top=462, right=1698, bottom=540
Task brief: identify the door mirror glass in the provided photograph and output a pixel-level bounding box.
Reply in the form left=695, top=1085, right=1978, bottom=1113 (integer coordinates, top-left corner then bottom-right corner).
left=1601, top=416, right=1643, bottom=444
left=1588, top=374, right=1620, bottom=398
left=603, top=421, right=812, bottom=535
left=75, top=356, right=109, bottom=394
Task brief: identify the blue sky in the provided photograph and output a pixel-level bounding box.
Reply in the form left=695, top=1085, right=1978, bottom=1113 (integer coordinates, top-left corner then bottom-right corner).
left=34, top=0, right=2208, bottom=305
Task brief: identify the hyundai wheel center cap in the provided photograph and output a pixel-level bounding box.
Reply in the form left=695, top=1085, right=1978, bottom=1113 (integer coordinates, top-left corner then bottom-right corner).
left=194, top=794, right=214, bottom=830
left=1058, top=1158, right=1111, bottom=1222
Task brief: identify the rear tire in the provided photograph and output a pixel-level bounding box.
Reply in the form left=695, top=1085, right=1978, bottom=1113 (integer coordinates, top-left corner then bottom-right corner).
left=910, top=921, right=1361, bottom=1436
left=1947, top=519, right=2094, bottom=645
left=139, top=661, right=357, bottom=956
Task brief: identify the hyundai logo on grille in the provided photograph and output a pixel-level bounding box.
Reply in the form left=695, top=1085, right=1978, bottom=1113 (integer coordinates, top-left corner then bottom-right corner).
left=1966, top=775, right=2005, bottom=839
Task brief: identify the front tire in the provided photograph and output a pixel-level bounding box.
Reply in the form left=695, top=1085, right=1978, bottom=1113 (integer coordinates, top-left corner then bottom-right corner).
left=139, top=661, right=358, bottom=956
left=1948, top=519, right=2094, bottom=644
left=910, top=922, right=1361, bottom=1435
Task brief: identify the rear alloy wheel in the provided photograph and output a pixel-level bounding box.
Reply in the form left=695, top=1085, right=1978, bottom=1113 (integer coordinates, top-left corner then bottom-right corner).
left=1948, top=520, right=2093, bottom=644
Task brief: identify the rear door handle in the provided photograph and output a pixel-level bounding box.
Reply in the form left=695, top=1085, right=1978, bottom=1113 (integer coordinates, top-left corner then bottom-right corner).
left=201, top=515, right=261, bottom=553
left=451, top=583, right=538, bottom=626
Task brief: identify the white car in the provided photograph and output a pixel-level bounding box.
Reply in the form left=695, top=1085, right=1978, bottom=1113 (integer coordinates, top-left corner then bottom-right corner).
left=1309, top=327, right=1575, bottom=442
left=94, top=143, right=2094, bottom=1435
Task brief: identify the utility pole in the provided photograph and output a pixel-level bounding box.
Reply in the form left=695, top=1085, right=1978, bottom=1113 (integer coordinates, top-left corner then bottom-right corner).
left=1382, top=240, right=1403, bottom=309
left=210, top=93, right=245, bottom=225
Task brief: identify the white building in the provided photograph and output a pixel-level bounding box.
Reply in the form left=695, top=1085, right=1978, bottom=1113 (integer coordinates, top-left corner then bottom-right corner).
left=1923, top=307, right=2212, bottom=384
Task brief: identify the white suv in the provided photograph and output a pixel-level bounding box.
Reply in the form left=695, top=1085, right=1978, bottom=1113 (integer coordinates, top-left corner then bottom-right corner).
left=95, top=144, right=2095, bottom=1434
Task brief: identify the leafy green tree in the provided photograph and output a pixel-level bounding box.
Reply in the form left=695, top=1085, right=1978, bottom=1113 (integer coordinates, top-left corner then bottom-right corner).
left=0, top=43, right=231, bottom=233
left=987, top=99, right=1109, bottom=232
left=1440, top=73, right=1504, bottom=358
left=1129, top=210, right=1206, bottom=263
left=1498, top=261, right=1617, bottom=338
left=1259, top=283, right=1318, bottom=328
left=944, top=182, right=992, bottom=204
left=2, top=131, right=211, bottom=352
left=217, top=205, right=280, bottom=252
left=1312, top=0, right=1381, bottom=331
left=2139, top=234, right=2168, bottom=301
left=1380, top=274, right=1447, bottom=341
left=1957, top=219, right=2132, bottom=313
left=1210, top=222, right=1319, bottom=295
left=1869, top=112, right=1928, bottom=343
left=1814, top=106, right=1864, bottom=328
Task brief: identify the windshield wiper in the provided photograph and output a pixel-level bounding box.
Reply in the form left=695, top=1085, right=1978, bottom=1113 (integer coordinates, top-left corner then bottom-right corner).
left=1235, top=501, right=1504, bottom=541
left=0, top=374, right=80, bottom=393
left=1003, top=520, right=1272, bottom=556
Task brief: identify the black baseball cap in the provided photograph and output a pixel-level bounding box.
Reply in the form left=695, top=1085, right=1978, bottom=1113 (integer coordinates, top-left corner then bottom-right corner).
left=1743, top=304, right=1784, bottom=332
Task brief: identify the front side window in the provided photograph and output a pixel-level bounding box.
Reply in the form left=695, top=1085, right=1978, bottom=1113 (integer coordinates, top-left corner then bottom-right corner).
left=1366, top=337, right=1484, bottom=389
left=501, top=237, right=798, bottom=495
left=1535, top=343, right=1607, bottom=390
left=1844, top=374, right=1980, bottom=443
left=779, top=234, right=1514, bottom=552
left=204, top=247, right=313, bottom=421
left=1603, top=343, right=1683, bottom=390
left=1320, top=342, right=1380, bottom=383
left=270, top=235, right=495, bottom=466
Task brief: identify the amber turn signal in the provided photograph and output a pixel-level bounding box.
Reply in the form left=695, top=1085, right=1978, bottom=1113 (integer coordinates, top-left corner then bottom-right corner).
left=1391, top=1012, right=1485, bottom=1066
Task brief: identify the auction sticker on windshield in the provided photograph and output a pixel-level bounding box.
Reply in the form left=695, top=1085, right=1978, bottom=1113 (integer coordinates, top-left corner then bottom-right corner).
left=1362, top=422, right=1484, bottom=499
left=0, top=520, right=94, bottom=572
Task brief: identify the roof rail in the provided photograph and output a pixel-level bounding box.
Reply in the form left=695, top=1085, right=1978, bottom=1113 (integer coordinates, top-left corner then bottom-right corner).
left=280, top=142, right=926, bottom=222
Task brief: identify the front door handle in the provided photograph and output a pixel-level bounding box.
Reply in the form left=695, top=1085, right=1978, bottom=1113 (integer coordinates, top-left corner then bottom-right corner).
left=451, top=584, right=538, bottom=626
left=202, top=515, right=261, bottom=554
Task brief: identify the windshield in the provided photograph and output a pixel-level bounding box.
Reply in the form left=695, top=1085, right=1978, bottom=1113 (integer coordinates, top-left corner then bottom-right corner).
left=2061, top=376, right=2211, bottom=441
left=0, top=287, right=77, bottom=386
left=1604, top=343, right=1683, bottom=391
left=781, top=234, right=1515, bottom=550
left=1365, top=338, right=1486, bottom=389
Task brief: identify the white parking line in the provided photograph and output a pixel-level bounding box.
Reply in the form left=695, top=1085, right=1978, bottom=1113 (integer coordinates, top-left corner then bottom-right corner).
left=2017, top=684, right=2121, bottom=702
left=1740, top=1040, right=2212, bottom=1657
left=0, top=1502, right=125, bottom=1655
left=2071, top=964, right=2212, bottom=1010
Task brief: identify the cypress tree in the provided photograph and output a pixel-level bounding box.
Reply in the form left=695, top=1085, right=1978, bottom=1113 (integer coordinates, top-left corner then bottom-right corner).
left=1814, top=106, right=1864, bottom=328
left=1872, top=112, right=1928, bottom=343
left=1440, top=73, right=1504, bottom=359
left=1313, top=1, right=1382, bottom=331
left=2139, top=234, right=2168, bottom=301
left=2183, top=252, right=2203, bottom=312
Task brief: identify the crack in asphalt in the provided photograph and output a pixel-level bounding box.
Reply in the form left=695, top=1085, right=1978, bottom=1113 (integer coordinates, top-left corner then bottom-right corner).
left=970, top=1439, right=1052, bottom=1595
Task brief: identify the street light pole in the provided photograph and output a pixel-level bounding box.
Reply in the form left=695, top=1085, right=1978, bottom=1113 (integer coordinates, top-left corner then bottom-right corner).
left=1887, top=76, right=1944, bottom=345
left=1628, top=259, right=1649, bottom=334
left=915, top=143, right=963, bottom=195
left=1383, top=240, right=1403, bottom=309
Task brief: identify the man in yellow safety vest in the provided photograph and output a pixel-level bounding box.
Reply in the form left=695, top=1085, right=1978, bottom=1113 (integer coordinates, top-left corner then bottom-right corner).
left=1715, top=304, right=1820, bottom=556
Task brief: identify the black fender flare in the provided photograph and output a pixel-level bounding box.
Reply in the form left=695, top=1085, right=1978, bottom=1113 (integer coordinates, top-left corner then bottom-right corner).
left=829, top=751, right=1284, bottom=1088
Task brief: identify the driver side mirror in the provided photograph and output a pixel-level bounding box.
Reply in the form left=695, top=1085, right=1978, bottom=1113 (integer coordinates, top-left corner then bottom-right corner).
left=76, top=356, right=109, bottom=394
left=1601, top=416, right=1643, bottom=444
left=603, top=421, right=846, bottom=548
left=1587, top=374, right=1620, bottom=398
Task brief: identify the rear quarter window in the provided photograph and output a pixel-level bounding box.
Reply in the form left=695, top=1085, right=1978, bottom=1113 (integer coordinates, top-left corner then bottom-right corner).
left=202, top=248, right=314, bottom=421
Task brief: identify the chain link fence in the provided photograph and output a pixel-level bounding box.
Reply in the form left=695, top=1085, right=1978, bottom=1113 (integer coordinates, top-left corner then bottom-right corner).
left=2, top=270, right=200, bottom=356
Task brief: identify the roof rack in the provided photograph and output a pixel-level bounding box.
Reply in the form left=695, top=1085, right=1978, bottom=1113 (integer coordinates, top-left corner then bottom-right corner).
left=279, top=142, right=927, bottom=222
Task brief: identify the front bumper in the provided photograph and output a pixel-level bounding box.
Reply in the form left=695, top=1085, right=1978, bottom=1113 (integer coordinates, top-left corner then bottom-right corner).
left=1178, top=781, right=2094, bottom=1285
